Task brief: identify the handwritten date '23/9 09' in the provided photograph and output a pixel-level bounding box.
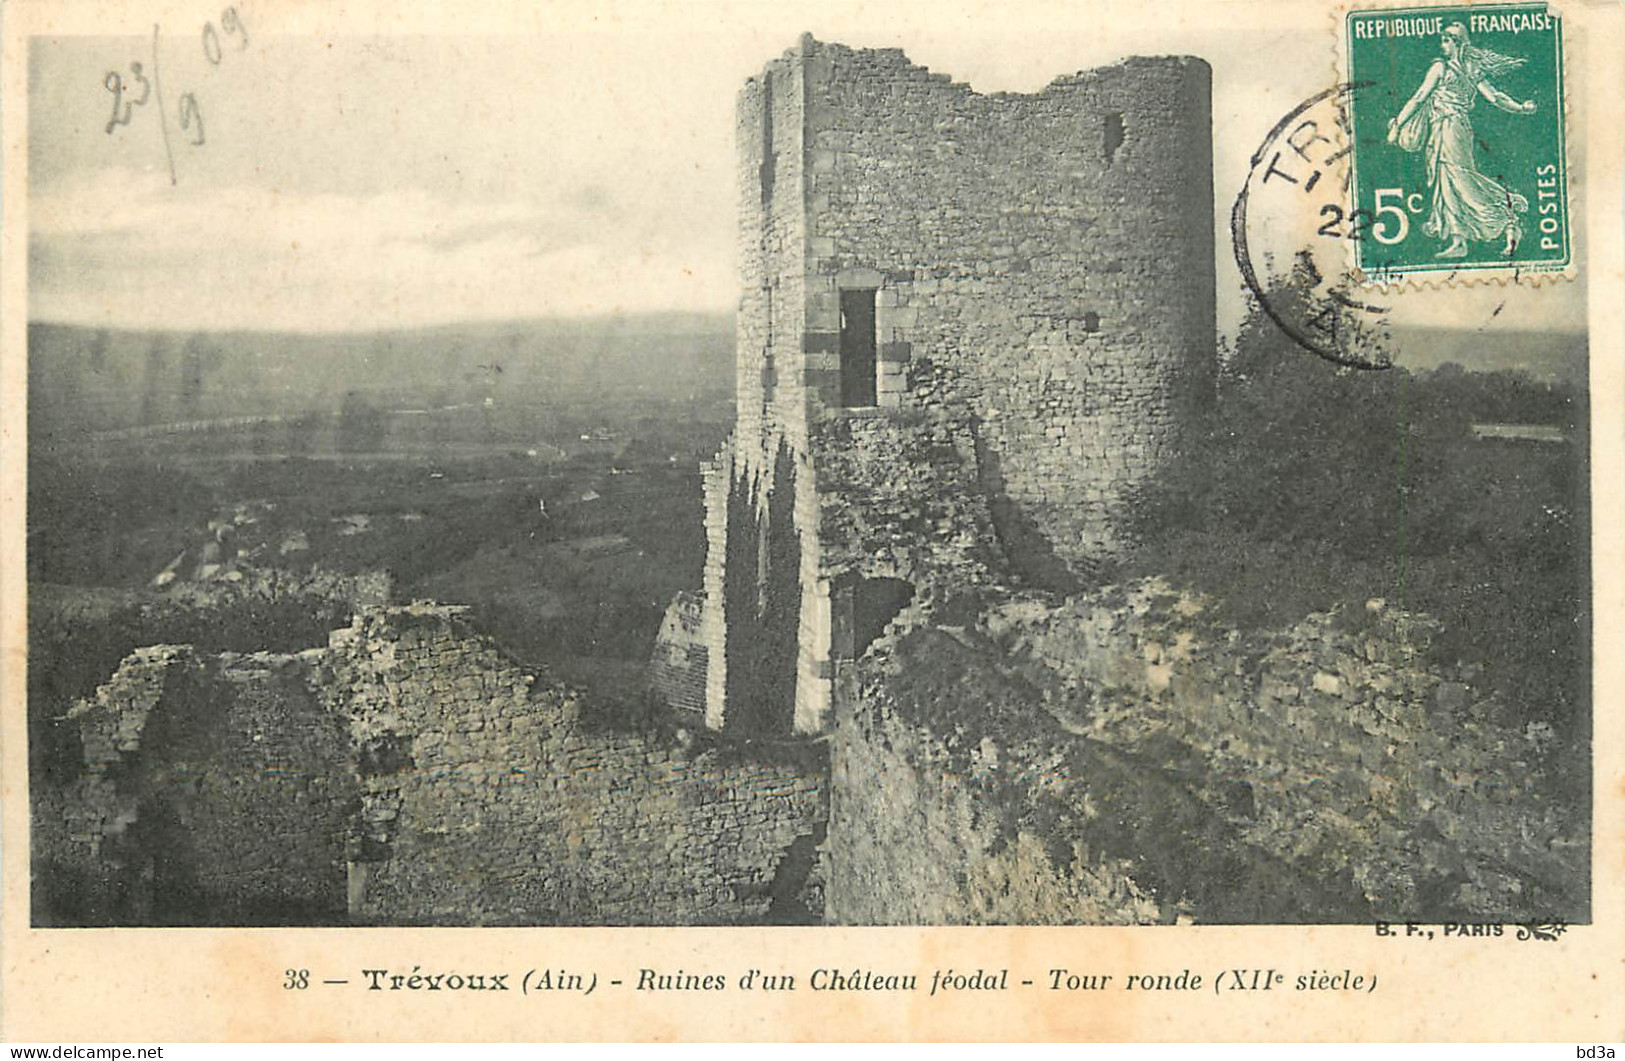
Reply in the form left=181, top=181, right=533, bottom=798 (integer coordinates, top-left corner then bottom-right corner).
left=103, top=8, right=247, bottom=184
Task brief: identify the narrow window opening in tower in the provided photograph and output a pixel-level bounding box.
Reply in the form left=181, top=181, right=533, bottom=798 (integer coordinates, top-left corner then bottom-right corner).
left=1104, top=111, right=1125, bottom=165
left=759, top=77, right=777, bottom=205
left=838, top=289, right=878, bottom=408
left=1082, top=310, right=1101, bottom=332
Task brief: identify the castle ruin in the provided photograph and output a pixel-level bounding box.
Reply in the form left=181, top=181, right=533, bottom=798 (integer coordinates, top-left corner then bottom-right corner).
left=694, top=36, right=1216, bottom=737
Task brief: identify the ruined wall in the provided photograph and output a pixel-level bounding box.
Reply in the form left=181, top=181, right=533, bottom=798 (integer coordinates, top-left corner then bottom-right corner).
left=700, top=51, right=830, bottom=734
left=812, top=413, right=1004, bottom=592
left=698, top=439, right=811, bottom=734
left=828, top=629, right=1167, bottom=925
left=649, top=590, right=707, bottom=717
left=736, top=48, right=812, bottom=454
left=826, top=581, right=1585, bottom=925
left=38, top=606, right=829, bottom=926
left=985, top=583, right=1585, bottom=920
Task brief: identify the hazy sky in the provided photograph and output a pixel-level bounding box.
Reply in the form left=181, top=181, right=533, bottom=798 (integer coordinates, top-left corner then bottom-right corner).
left=25, top=0, right=1588, bottom=336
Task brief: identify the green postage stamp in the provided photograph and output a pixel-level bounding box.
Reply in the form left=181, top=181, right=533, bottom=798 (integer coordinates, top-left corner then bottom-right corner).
left=1343, top=2, right=1570, bottom=282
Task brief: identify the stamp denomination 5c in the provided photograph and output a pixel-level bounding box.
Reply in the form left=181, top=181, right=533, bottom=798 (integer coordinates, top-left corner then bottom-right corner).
left=1343, top=2, right=1570, bottom=283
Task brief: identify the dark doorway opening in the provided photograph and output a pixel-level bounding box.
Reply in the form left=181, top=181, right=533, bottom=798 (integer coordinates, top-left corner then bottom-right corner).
left=839, top=289, right=878, bottom=408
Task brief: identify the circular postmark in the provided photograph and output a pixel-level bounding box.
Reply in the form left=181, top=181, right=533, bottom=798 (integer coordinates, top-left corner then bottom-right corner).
left=1232, top=82, right=1396, bottom=369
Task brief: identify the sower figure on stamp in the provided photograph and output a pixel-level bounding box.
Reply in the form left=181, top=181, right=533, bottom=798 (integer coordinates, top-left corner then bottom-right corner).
left=1387, top=21, right=1537, bottom=258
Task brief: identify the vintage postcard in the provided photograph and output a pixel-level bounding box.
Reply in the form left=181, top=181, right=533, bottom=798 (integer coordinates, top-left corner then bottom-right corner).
left=2, top=0, right=1621, bottom=1043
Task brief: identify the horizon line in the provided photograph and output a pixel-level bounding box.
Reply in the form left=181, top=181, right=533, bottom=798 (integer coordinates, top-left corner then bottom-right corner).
left=25, top=308, right=743, bottom=337
left=26, top=313, right=1587, bottom=340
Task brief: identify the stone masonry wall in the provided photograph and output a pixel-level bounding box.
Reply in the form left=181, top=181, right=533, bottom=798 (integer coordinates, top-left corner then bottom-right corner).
left=43, top=645, right=355, bottom=924
left=736, top=47, right=811, bottom=455
left=985, top=582, right=1586, bottom=921
left=39, top=606, right=829, bottom=926
left=826, top=581, right=1585, bottom=925
left=329, top=607, right=832, bottom=922
left=326, top=606, right=828, bottom=925
left=649, top=590, right=707, bottom=717
left=799, top=41, right=1216, bottom=566
left=812, top=412, right=1004, bottom=590
left=828, top=626, right=1167, bottom=925
left=699, top=437, right=813, bottom=734
left=699, top=51, right=829, bottom=735
left=701, top=37, right=1217, bottom=738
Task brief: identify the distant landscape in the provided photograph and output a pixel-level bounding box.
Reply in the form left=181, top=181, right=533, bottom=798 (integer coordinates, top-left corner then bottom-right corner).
left=1386, top=325, right=1588, bottom=385
left=25, top=309, right=1592, bottom=927
left=26, top=313, right=1587, bottom=726
left=27, top=313, right=735, bottom=441
left=26, top=310, right=1588, bottom=706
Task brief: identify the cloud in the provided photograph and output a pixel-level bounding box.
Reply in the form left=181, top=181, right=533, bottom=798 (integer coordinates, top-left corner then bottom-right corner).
left=28, top=167, right=735, bottom=331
